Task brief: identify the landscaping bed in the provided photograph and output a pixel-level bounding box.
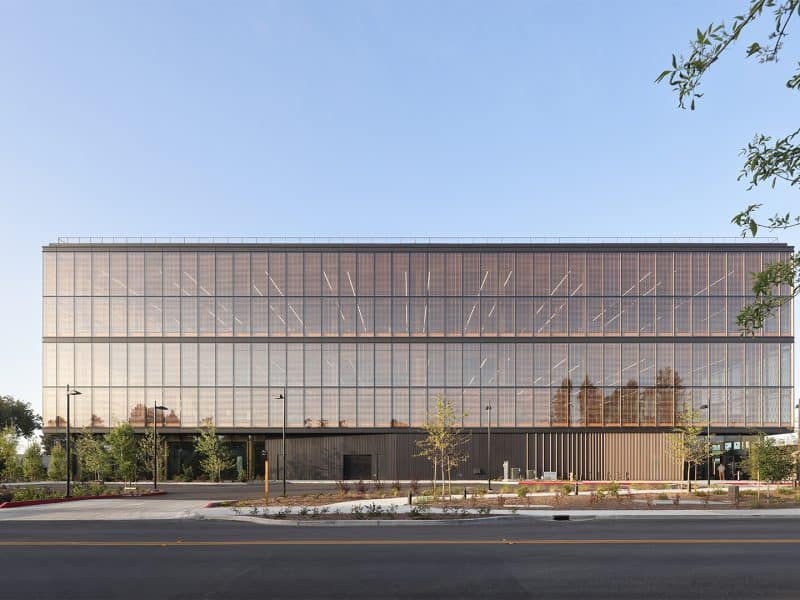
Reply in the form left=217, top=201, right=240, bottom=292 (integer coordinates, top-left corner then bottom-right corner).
left=428, top=486, right=800, bottom=511
left=230, top=503, right=487, bottom=521
left=0, top=484, right=165, bottom=508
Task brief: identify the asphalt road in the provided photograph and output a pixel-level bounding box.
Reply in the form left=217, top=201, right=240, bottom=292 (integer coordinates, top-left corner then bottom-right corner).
left=1, top=517, right=798, bottom=599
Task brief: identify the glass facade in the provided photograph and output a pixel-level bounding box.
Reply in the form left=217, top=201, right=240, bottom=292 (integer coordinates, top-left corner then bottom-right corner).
left=42, top=244, right=794, bottom=431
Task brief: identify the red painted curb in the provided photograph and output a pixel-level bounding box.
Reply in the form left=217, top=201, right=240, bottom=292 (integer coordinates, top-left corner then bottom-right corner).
left=0, top=491, right=166, bottom=509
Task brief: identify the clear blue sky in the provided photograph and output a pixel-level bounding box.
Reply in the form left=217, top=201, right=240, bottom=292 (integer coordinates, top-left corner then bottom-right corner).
left=1, top=1, right=797, bottom=418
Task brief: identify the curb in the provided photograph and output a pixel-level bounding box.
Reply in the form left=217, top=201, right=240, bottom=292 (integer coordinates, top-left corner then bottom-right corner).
left=200, top=514, right=512, bottom=527
left=0, top=491, right=166, bottom=509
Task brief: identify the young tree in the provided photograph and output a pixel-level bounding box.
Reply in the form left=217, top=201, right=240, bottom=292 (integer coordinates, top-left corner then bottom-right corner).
left=21, top=441, right=46, bottom=481
left=667, top=411, right=708, bottom=491
left=0, top=396, right=42, bottom=438
left=74, top=430, right=111, bottom=481
left=415, top=394, right=469, bottom=497
left=194, top=419, right=234, bottom=482
left=0, top=426, right=21, bottom=481
left=743, top=434, right=794, bottom=500
left=106, top=423, right=138, bottom=483
left=47, top=441, right=67, bottom=481
left=657, top=1, right=800, bottom=331
left=138, top=427, right=168, bottom=482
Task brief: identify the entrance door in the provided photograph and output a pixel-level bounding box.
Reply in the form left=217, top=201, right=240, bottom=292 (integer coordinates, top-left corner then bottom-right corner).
left=343, top=454, right=372, bottom=480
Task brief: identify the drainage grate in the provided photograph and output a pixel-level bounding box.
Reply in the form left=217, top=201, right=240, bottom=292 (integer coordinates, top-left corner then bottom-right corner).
left=552, top=515, right=570, bottom=521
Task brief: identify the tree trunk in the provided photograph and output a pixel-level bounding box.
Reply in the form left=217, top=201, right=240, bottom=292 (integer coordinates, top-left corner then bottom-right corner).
left=685, top=460, right=690, bottom=493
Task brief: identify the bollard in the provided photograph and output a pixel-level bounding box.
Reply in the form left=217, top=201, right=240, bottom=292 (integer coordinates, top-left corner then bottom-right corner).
left=464, top=488, right=468, bottom=500
left=408, top=490, right=413, bottom=505
left=574, top=482, right=579, bottom=496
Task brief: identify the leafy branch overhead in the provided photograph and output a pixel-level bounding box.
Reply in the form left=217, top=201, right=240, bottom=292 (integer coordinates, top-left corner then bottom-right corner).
left=658, top=0, right=800, bottom=333
left=656, top=0, right=800, bottom=109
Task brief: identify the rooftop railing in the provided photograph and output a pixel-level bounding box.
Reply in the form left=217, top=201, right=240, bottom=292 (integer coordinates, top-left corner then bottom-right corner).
left=55, top=235, right=782, bottom=245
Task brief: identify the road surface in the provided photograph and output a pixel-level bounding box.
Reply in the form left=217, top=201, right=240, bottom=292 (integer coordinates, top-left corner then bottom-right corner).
left=0, top=517, right=797, bottom=599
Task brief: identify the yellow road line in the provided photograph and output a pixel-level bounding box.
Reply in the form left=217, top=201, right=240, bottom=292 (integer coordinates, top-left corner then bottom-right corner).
left=0, top=538, right=799, bottom=547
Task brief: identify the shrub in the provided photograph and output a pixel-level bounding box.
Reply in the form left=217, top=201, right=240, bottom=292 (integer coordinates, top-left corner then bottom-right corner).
left=0, top=427, right=21, bottom=481
left=657, top=493, right=669, bottom=501
left=335, top=480, right=351, bottom=495
left=561, top=483, right=573, bottom=497
left=355, top=480, right=368, bottom=495
left=500, top=485, right=511, bottom=495
left=47, top=442, right=67, bottom=481
left=516, top=486, right=530, bottom=498
left=390, top=480, right=401, bottom=495
left=410, top=479, right=420, bottom=494
left=599, top=481, right=620, bottom=498
left=372, top=480, right=385, bottom=494
left=21, top=442, right=45, bottom=481
left=176, top=465, right=194, bottom=482
left=71, top=482, right=118, bottom=497
left=409, top=504, right=430, bottom=519
left=11, top=487, right=60, bottom=502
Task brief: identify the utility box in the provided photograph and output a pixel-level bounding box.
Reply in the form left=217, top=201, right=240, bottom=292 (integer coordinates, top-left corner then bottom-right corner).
left=503, top=460, right=510, bottom=481
left=510, top=467, right=521, bottom=480
left=543, top=471, right=557, bottom=481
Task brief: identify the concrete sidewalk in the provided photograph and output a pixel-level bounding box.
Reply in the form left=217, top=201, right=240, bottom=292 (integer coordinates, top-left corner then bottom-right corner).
left=0, top=498, right=207, bottom=520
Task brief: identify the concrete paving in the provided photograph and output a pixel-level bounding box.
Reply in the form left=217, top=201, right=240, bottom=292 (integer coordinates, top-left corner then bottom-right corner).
left=0, top=498, right=206, bottom=520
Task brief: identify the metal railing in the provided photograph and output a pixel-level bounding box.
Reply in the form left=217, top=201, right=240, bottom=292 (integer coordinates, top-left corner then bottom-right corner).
left=55, top=235, right=781, bottom=245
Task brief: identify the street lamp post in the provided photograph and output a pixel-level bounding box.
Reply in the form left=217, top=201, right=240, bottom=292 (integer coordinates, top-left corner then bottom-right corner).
left=65, top=385, right=81, bottom=498
left=276, top=388, right=287, bottom=497
left=699, top=403, right=711, bottom=488
left=485, top=404, right=493, bottom=491
left=151, top=403, right=169, bottom=491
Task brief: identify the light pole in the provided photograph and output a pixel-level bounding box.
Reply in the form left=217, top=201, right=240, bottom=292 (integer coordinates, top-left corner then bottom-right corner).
left=151, top=403, right=168, bottom=491
left=485, top=404, right=493, bottom=491
left=65, top=385, right=81, bottom=498
left=276, top=388, right=287, bottom=497
left=699, top=403, right=711, bottom=488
